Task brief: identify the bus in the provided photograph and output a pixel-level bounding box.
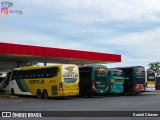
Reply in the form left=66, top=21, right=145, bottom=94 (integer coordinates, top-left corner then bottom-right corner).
left=156, top=76, right=160, bottom=90
left=0, top=73, right=6, bottom=93
left=145, top=70, right=156, bottom=91
left=79, top=65, right=108, bottom=97
left=115, top=66, right=145, bottom=94
left=108, top=69, right=124, bottom=94
left=3, top=64, right=79, bottom=99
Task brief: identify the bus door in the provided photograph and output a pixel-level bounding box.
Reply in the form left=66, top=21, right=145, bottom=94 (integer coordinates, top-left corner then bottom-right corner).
left=79, top=67, right=92, bottom=96
left=123, top=68, right=134, bottom=92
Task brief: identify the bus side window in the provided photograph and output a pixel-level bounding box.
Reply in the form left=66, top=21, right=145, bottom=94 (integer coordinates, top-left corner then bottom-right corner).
left=30, top=70, right=36, bottom=78
left=23, top=71, right=28, bottom=79
left=41, top=69, right=45, bottom=78
left=29, top=70, right=33, bottom=78
left=11, top=71, right=17, bottom=80
left=37, top=69, right=45, bottom=78
left=4, top=72, right=12, bottom=86
left=45, top=67, right=58, bottom=78
left=45, top=68, right=51, bottom=77
left=33, top=70, right=37, bottom=78
left=52, top=67, right=58, bottom=77
left=27, top=70, right=31, bottom=79
left=37, top=69, right=41, bottom=78
left=108, top=71, right=111, bottom=79
left=19, top=71, right=24, bottom=79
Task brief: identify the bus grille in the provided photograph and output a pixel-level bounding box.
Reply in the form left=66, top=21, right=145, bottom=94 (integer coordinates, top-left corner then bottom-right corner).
left=135, top=78, right=145, bottom=84
left=114, top=80, right=123, bottom=82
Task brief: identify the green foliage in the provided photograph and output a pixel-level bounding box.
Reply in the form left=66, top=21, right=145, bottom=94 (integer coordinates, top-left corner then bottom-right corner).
left=148, top=62, right=160, bottom=76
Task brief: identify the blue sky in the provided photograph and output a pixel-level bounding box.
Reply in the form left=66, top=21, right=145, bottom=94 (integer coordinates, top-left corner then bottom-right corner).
left=0, top=0, right=160, bottom=69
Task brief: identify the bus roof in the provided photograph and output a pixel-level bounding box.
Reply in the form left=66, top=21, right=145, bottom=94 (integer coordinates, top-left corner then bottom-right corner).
left=14, top=64, right=77, bottom=71
left=113, top=66, right=144, bottom=69
left=108, top=68, right=123, bottom=72
left=79, top=65, right=107, bottom=68
left=147, top=70, right=155, bottom=74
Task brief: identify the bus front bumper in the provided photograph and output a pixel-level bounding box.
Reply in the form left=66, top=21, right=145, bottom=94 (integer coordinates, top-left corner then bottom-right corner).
left=61, top=91, right=79, bottom=96
left=109, top=89, right=123, bottom=94
left=145, top=87, right=156, bottom=91
left=93, top=89, right=107, bottom=95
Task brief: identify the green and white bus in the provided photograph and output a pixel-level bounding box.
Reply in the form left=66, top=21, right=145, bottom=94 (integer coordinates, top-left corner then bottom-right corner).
left=108, top=69, right=124, bottom=94
left=79, top=65, right=108, bottom=97
left=145, top=70, right=156, bottom=91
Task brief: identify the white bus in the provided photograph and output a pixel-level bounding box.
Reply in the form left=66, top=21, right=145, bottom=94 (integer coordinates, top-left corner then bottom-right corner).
left=145, top=70, right=156, bottom=91
left=0, top=73, right=6, bottom=91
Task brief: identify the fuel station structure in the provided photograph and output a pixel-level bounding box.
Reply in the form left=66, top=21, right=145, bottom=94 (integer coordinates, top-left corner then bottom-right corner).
left=0, top=42, right=121, bottom=72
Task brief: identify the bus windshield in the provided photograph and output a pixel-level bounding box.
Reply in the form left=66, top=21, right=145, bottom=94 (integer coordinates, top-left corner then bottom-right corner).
left=147, top=73, right=155, bottom=81
left=63, top=78, right=77, bottom=84
left=135, top=66, right=145, bottom=74
left=0, top=77, right=4, bottom=83
left=113, top=70, right=123, bottom=80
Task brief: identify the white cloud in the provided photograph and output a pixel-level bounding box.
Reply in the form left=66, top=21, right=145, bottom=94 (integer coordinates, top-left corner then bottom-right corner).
left=0, top=29, right=113, bottom=53
left=99, top=28, right=160, bottom=68
left=1, top=0, right=160, bottom=69
left=99, top=28, right=160, bottom=56
left=17, top=0, right=160, bottom=24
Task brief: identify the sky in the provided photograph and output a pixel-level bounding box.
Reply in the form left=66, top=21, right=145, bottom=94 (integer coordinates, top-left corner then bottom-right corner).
left=0, top=0, right=160, bottom=69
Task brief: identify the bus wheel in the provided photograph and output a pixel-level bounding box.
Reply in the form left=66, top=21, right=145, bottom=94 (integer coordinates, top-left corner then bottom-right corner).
left=42, top=89, right=48, bottom=99
left=36, top=89, right=42, bottom=99
left=88, top=94, right=93, bottom=98
left=11, top=88, right=14, bottom=95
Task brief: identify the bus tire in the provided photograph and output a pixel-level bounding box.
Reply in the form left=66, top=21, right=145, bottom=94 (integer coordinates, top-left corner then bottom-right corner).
left=88, top=94, right=93, bottom=98
left=36, top=89, right=42, bottom=99
left=42, top=89, right=48, bottom=99
left=60, top=97, right=65, bottom=99
left=11, top=88, right=14, bottom=95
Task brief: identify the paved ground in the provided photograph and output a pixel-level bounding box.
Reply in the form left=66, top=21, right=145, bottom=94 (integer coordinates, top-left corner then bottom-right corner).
left=0, top=91, right=160, bottom=120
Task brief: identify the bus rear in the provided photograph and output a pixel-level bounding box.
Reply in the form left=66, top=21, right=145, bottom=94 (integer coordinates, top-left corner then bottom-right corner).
left=79, top=65, right=108, bottom=97
left=116, top=66, right=145, bottom=94
left=94, top=66, right=108, bottom=95
left=108, top=69, right=124, bottom=94
left=145, top=70, right=155, bottom=91
left=60, top=64, right=79, bottom=96
left=133, top=66, right=145, bottom=93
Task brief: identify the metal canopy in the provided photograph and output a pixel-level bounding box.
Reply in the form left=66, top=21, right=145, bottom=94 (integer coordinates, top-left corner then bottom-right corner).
left=0, top=42, right=121, bottom=65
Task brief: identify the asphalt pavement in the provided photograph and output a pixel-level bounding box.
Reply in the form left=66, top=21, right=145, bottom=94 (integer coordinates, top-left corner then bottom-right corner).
left=0, top=91, right=160, bottom=120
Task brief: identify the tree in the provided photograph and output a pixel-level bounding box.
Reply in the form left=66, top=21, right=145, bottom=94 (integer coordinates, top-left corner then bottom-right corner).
left=148, top=62, right=160, bottom=76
